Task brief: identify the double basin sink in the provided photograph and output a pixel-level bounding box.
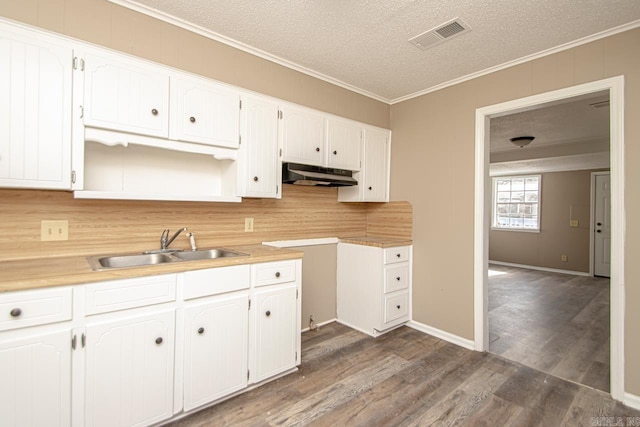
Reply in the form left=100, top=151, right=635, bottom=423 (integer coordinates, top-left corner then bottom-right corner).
left=88, top=248, right=248, bottom=271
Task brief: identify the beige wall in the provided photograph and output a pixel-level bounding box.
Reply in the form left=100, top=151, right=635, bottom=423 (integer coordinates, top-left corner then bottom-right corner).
left=0, top=0, right=389, bottom=127
left=490, top=170, right=606, bottom=273
left=391, top=28, right=640, bottom=394
left=292, top=244, right=338, bottom=329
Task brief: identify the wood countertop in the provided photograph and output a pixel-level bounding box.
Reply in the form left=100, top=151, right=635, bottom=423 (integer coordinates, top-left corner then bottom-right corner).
left=0, top=244, right=303, bottom=293
left=340, top=237, right=413, bottom=248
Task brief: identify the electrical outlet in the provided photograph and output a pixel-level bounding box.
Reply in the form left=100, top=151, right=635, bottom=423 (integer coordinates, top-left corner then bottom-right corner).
left=41, top=220, right=69, bottom=241
left=244, top=218, right=254, bottom=232
left=561, top=255, right=568, bottom=262
left=570, top=220, right=579, bottom=227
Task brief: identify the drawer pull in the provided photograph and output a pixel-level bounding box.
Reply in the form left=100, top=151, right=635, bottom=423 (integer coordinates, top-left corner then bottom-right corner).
left=9, top=308, right=22, bottom=317
left=396, top=277, right=401, bottom=281
left=254, top=176, right=259, bottom=182
left=155, top=337, right=163, bottom=345
left=189, top=116, right=196, bottom=123
left=266, top=310, right=271, bottom=317
left=197, top=327, right=205, bottom=335
left=396, top=305, right=401, bottom=310
left=396, top=253, right=401, bottom=258
left=275, top=272, right=281, bottom=278
left=315, top=147, right=320, bottom=152
left=151, top=108, right=158, bottom=116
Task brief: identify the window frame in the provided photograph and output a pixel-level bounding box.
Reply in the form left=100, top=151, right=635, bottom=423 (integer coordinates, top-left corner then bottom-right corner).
left=491, top=174, right=541, bottom=232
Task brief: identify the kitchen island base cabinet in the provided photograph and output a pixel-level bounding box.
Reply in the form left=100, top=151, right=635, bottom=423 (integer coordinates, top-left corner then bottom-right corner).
left=0, top=328, right=71, bottom=427
left=337, top=243, right=412, bottom=337
left=84, top=308, right=175, bottom=427
left=183, top=293, right=249, bottom=412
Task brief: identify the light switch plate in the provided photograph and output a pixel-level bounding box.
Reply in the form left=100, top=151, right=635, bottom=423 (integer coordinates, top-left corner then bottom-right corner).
left=41, top=220, right=69, bottom=241
left=244, top=218, right=254, bottom=232
left=570, top=220, right=579, bottom=227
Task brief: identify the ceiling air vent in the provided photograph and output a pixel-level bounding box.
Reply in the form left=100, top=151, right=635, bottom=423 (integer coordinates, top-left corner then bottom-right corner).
left=409, top=18, right=471, bottom=51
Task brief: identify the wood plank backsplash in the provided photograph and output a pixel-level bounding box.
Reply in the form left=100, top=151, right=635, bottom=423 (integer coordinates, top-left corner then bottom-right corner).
left=0, top=185, right=412, bottom=261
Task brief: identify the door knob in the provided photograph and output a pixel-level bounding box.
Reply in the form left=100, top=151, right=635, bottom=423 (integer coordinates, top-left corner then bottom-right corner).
left=266, top=310, right=271, bottom=317
left=155, top=337, right=163, bottom=345
left=10, top=308, right=22, bottom=317
left=198, top=327, right=205, bottom=334
left=151, top=108, right=158, bottom=116
left=597, top=230, right=602, bottom=233
left=189, top=116, right=196, bottom=123
left=597, top=222, right=602, bottom=226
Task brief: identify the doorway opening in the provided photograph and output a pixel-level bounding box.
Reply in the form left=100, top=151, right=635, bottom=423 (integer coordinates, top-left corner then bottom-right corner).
left=474, top=76, right=625, bottom=400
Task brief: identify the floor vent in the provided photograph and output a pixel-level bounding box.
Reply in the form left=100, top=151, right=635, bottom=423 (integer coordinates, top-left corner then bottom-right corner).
left=409, top=18, right=471, bottom=51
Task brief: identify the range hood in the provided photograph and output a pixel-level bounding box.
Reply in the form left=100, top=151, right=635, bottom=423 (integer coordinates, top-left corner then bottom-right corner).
left=282, top=163, right=357, bottom=187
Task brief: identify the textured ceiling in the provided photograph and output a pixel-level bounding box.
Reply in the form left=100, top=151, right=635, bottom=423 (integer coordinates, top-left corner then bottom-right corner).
left=490, top=93, right=610, bottom=153
left=113, top=0, right=640, bottom=102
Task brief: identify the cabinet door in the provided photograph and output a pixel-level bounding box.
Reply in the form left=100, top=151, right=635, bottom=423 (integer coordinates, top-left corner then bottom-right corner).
left=238, top=96, right=279, bottom=198
left=251, top=283, right=297, bottom=383
left=83, top=51, right=169, bottom=138
left=84, top=309, right=174, bottom=427
left=362, top=128, right=389, bottom=202
left=327, top=118, right=361, bottom=171
left=0, top=28, right=72, bottom=189
left=173, top=78, right=240, bottom=148
left=183, top=293, right=248, bottom=411
left=280, top=106, right=325, bottom=167
left=0, top=328, right=71, bottom=427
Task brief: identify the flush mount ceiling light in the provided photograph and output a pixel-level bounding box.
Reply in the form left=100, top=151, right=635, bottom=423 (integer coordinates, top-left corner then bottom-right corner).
left=510, top=136, right=535, bottom=148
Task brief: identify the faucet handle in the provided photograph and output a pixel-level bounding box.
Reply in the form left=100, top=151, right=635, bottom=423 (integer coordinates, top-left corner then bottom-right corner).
left=160, top=229, right=169, bottom=249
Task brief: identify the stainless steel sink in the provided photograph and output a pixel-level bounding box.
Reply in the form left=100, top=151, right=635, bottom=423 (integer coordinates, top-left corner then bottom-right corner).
left=87, top=248, right=248, bottom=271
left=171, top=248, right=245, bottom=261
left=88, top=253, right=176, bottom=270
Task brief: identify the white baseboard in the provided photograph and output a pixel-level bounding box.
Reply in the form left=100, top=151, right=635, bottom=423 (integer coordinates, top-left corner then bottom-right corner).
left=407, top=320, right=475, bottom=350
left=301, top=318, right=337, bottom=333
left=489, top=260, right=590, bottom=277
left=624, top=392, right=640, bottom=411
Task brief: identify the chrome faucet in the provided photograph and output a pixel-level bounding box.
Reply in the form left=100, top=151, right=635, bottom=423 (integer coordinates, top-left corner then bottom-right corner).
left=160, top=227, right=187, bottom=251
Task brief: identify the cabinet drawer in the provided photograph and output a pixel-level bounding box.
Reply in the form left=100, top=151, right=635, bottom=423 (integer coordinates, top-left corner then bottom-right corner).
left=252, top=261, right=297, bottom=287
left=85, top=274, right=176, bottom=315
left=383, top=291, right=409, bottom=324
left=184, top=265, right=250, bottom=300
left=384, top=246, right=410, bottom=264
left=384, top=264, right=409, bottom=293
left=0, top=287, right=72, bottom=331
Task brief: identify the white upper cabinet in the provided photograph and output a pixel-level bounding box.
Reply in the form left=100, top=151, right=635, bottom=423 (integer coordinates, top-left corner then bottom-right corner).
left=280, top=105, right=326, bottom=167
left=327, top=118, right=362, bottom=171
left=172, top=76, right=240, bottom=148
left=237, top=95, right=280, bottom=198
left=83, top=50, right=169, bottom=138
left=338, top=126, right=390, bottom=202
left=0, top=26, right=73, bottom=190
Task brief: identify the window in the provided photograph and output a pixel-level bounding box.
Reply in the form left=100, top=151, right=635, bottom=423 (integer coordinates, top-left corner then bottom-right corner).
left=492, top=175, right=540, bottom=231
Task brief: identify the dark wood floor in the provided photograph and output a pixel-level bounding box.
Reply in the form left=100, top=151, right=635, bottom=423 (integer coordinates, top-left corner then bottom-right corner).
left=489, top=264, right=610, bottom=392
left=168, top=322, right=638, bottom=426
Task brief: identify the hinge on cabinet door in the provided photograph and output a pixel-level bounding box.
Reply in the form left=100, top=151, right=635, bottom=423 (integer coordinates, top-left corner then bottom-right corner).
left=278, top=110, right=283, bottom=120
left=295, top=351, right=298, bottom=362
left=296, top=289, right=299, bottom=299
left=247, top=370, right=250, bottom=380
left=81, top=333, right=86, bottom=348
left=279, top=148, right=282, bottom=157
left=239, top=135, right=242, bottom=144
left=248, top=299, right=251, bottom=310
left=239, top=99, right=242, bottom=109
left=71, top=334, right=77, bottom=350
left=71, top=170, right=76, bottom=184
left=276, top=185, right=279, bottom=194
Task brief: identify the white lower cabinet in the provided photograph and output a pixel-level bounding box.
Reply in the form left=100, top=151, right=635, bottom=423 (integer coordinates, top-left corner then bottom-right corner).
left=84, top=308, right=175, bottom=427
left=337, top=243, right=412, bottom=337
left=183, top=292, right=248, bottom=411
left=250, top=283, right=298, bottom=383
left=0, top=327, right=72, bottom=427
left=0, top=259, right=301, bottom=427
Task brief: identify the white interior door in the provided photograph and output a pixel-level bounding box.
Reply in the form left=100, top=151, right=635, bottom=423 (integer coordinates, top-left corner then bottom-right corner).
left=594, top=173, right=611, bottom=277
